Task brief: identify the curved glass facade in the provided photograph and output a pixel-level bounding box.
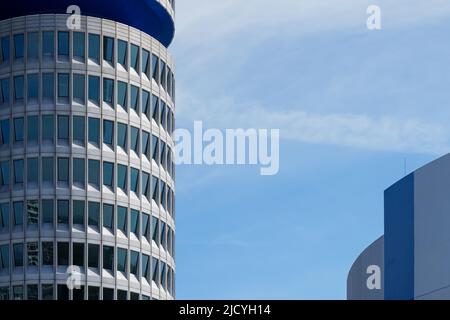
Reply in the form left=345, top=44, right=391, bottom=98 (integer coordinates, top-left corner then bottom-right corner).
left=0, top=14, right=175, bottom=300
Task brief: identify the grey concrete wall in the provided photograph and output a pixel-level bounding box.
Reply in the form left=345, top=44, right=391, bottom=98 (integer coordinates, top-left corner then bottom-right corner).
left=347, top=236, right=384, bottom=300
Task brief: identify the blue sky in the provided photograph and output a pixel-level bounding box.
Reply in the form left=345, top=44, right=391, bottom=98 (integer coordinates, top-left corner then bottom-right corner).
left=171, top=0, right=450, bottom=299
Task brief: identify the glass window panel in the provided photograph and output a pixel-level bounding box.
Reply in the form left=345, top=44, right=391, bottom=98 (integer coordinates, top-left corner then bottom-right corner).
left=117, top=39, right=127, bottom=68
left=73, top=32, right=85, bottom=60
left=117, top=164, right=127, bottom=192
left=131, top=44, right=139, bottom=71
left=42, top=73, right=54, bottom=100
left=103, top=288, right=114, bottom=300
left=27, top=115, right=38, bottom=143
left=57, top=158, right=69, bottom=183
left=103, top=120, right=114, bottom=146
left=27, top=158, right=38, bottom=184
left=142, top=131, right=150, bottom=159
left=73, top=74, right=85, bottom=103
left=57, top=200, right=69, bottom=224
left=58, top=31, right=69, bottom=57
left=118, top=81, right=127, bottom=110
left=152, top=54, right=159, bottom=83
left=142, top=172, right=150, bottom=200
left=117, top=123, right=127, bottom=150
left=14, top=75, right=24, bottom=102
left=27, top=73, right=38, bottom=100
left=130, top=250, right=139, bottom=276
left=142, top=254, right=150, bottom=279
left=0, top=78, right=10, bottom=104
left=103, top=203, right=114, bottom=229
left=73, top=200, right=85, bottom=226
left=103, top=36, right=114, bottom=64
left=57, top=242, right=69, bottom=266
left=0, top=119, right=9, bottom=145
left=13, top=243, right=23, bottom=267
left=88, top=159, right=100, bottom=186
left=58, top=73, right=69, bottom=98
left=88, top=117, right=100, bottom=144
left=152, top=217, right=159, bottom=245
left=131, top=126, right=139, bottom=154
left=103, top=162, right=114, bottom=188
left=0, top=203, right=10, bottom=229
left=27, top=32, right=38, bottom=59
left=42, top=284, right=53, bottom=300
left=131, top=209, right=139, bottom=236
left=0, top=161, right=9, bottom=187
left=1, top=36, right=10, bottom=63
left=88, top=244, right=99, bottom=269
left=42, top=31, right=54, bottom=58
left=131, top=168, right=139, bottom=194
left=13, top=286, right=23, bottom=300
left=42, top=199, right=54, bottom=224
left=27, top=242, right=38, bottom=266
left=142, top=90, right=150, bottom=118
left=14, top=117, right=24, bottom=142
left=57, top=115, right=69, bottom=141
left=117, top=248, right=127, bottom=273
left=152, top=257, right=159, bottom=284
left=57, top=284, right=68, bottom=300
left=73, top=243, right=84, bottom=267
left=88, top=75, right=100, bottom=104
left=142, top=49, right=150, bottom=76
left=103, top=246, right=114, bottom=271
left=117, top=206, right=127, bottom=233
left=152, top=135, right=159, bottom=163
left=88, top=201, right=100, bottom=227
left=42, top=157, right=54, bottom=184
left=0, top=244, right=9, bottom=270
left=103, top=78, right=114, bottom=104
left=73, top=116, right=85, bottom=145
left=13, top=159, right=24, bottom=184
left=14, top=34, right=24, bottom=59
left=160, top=60, right=166, bottom=89
left=152, top=95, right=159, bottom=123
left=130, top=85, right=139, bottom=112
left=88, top=34, right=100, bottom=62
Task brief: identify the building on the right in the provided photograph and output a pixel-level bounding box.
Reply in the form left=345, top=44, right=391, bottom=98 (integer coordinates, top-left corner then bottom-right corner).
left=348, top=153, right=450, bottom=300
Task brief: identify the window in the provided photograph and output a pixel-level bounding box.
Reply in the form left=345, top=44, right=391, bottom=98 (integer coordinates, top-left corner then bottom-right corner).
left=42, top=157, right=54, bottom=184
left=13, top=202, right=23, bottom=226
left=73, top=74, right=85, bottom=103
left=27, top=285, right=38, bottom=300
left=118, top=81, right=127, bottom=110
left=58, top=73, right=69, bottom=99
left=26, top=200, right=39, bottom=226
left=152, top=257, right=159, bottom=284
left=142, top=254, right=150, bottom=279
left=117, top=248, right=127, bottom=273
left=27, top=32, right=38, bottom=60
left=0, top=244, right=9, bottom=270
left=1, top=36, right=10, bottom=63
left=0, top=161, right=9, bottom=188
left=160, top=60, right=167, bottom=89
left=73, top=200, right=85, bottom=226
left=42, top=73, right=54, bottom=100
left=88, top=159, right=100, bottom=186
left=131, top=209, right=139, bottom=236
left=152, top=176, right=159, bottom=204
left=161, top=141, right=167, bottom=169
left=131, top=126, right=139, bottom=154
left=117, top=123, right=127, bottom=150
left=118, top=39, right=127, bottom=68
left=27, top=116, right=38, bottom=143
left=131, top=168, right=139, bottom=194
left=13, top=117, right=24, bottom=143
left=42, top=199, right=54, bottom=224
left=73, top=243, right=84, bottom=267
left=73, top=32, right=85, bottom=61
left=130, top=85, right=139, bottom=112
left=88, top=117, right=100, bottom=145
left=42, top=284, right=54, bottom=300
left=88, top=75, right=100, bottom=104
left=0, top=119, right=10, bottom=146
left=13, top=243, right=23, bottom=267
left=152, top=217, right=159, bottom=245
left=88, top=287, right=99, bottom=300
left=57, top=158, right=69, bottom=183
left=73, top=158, right=85, bottom=187
left=117, top=164, right=127, bottom=192
left=160, top=261, right=166, bottom=289
left=57, top=284, right=68, bottom=300
left=88, top=244, right=99, bottom=268
left=14, top=75, right=24, bottom=102
left=57, top=242, right=69, bottom=266
left=88, top=201, right=100, bottom=227
left=0, top=203, right=9, bottom=229
left=58, top=31, right=69, bottom=58
left=27, top=242, right=38, bottom=266
left=160, top=100, right=167, bottom=130
left=130, top=250, right=139, bottom=276
left=103, top=78, right=114, bottom=104
left=13, top=285, right=23, bottom=300
left=117, top=290, right=127, bottom=300
left=13, top=159, right=24, bottom=184
left=14, top=34, right=24, bottom=59
left=142, top=49, right=150, bottom=77
left=27, top=158, right=38, bottom=184
left=88, top=34, right=100, bottom=63
left=103, top=36, right=114, bottom=64
left=142, top=172, right=150, bottom=200
left=117, top=206, right=127, bottom=233
left=152, top=54, right=159, bottom=83
left=152, top=95, right=159, bottom=123
left=57, top=115, right=69, bottom=143
left=42, top=115, right=54, bottom=143
left=73, top=116, right=85, bottom=145
left=74, top=286, right=85, bottom=300
left=103, top=288, right=114, bottom=300
left=142, top=131, right=150, bottom=160
left=167, top=66, right=172, bottom=97
left=142, top=213, right=150, bottom=242
left=57, top=200, right=69, bottom=224
left=0, top=78, right=9, bottom=104
left=103, top=120, right=114, bottom=147
left=130, top=44, right=139, bottom=71
left=152, top=135, right=159, bottom=163
left=103, top=246, right=114, bottom=271
left=42, top=31, right=54, bottom=58
left=161, top=221, right=167, bottom=251
left=27, top=74, right=39, bottom=100
left=142, top=90, right=150, bottom=119
left=103, top=203, right=114, bottom=229
left=161, top=182, right=167, bottom=210
left=103, top=162, right=114, bottom=188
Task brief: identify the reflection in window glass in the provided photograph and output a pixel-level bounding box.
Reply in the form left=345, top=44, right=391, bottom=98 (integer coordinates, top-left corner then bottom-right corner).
left=103, top=162, right=114, bottom=188
left=118, top=81, right=127, bottom=110
left=88, top=201, right=100, bottom=227
left=27, top=115, right=38, bottom=143
left=103, top=37, right=114, bottom=64
left=27, top=158, right=38, bottom=184
left=14, top=75, right=24, bottom=102
left=13, top=285, right=23, bottom=300
left=13, top=159, right=24, bottom=184
left=103, top=78, right=114, bottom=104
left=131, top=44, right=139, bottom=71
left=142, top=90, right=150, bottom=118
left=73, top=116, right=85, bottom=145
left=57, top=200, right=69, bottom=224
left=88, top=159, right=100, bottom=186
left=42, top=199, right=54, bottom=224
left=103, top=120, right=114, bottom=147
left=42, top=157, right=54, bottom=184
left=42, top=73, right=54, bottom=100
left=131, top=168, right=139, bottom=194
left=117, top=248, right=127, bottom=273
left=27, top=242, right=38, bottom=266
left=27, top=73, right=38, bottom=100
left=142, top=213, right=150, bottom=242
left=27, top=285, right=38, bottom=300
left=42, top=115, right=54, bottom=142
left=13, top=202, right=23, bottom=226
left=1, top=36, right=10, bottom=63
left=73, top=158, right=85, bottom=187
left=142, top=49, right=150, bottom=76
left=57, top=115, right=69, bottom=142
left=88, top=244, right=99, bottom=268
left=142, top=131, right=150, bottom=159
left=117, top=206, right=127, bottom=233
left=142, top=254, right=150, bottom=279
left=0, top=203, right=9, bottom=229
left=118, top=40, right=127, bottom=68
left=130, top=250, right=139, bottom=276
left=103, top=245, right=113, bottom=271
left=73, top=74, right=85, bottom=103
left=13, top=243, right=23, bottom=267
left=58, top=32, right=69, bottom=57
left=27, top=32, right=38, bottom=59
left=88, top=34, right=100, bottom=62
left=73, top=200, right=85, bottom=226
left=57, top=242, right=69, bottom=266
left=117, top=123, right=127, bottom=150
left=117, top=164, right=127, bottom=192
left=152, top=257, right=159, bottom=284
left=14, top=34, right=24, bottom=59
left=42, top=31, right=54, bottom=58
left=42, top=284, right=53, bottom=300
left=88, top=117, right=100, bottom=144
left=58, top=73, right=69, bottom=98
left=131, top=127, right=139, bottom=154
left=0, top=244, right=9, bottom=270
left=57, top=158, right=69, bottom=183
left=152, top=54, right=159, bottom=83
left=0, top=78, right=10, bottom=104
left=131, top=209, right=139, bottom=236
left=73, top=243, right=84, bottom=267
left=0, top=161, right=9, bottom=188
left=152, top=176, right=159, bottom=203
left=88, top=75, right=100, bottom=104
left=14, top=117, right=24, bottom=142
left=160, top=60, right=167, bottom=90
left=142, top=172, right=150, bottom=200
left=73, top=32, right=85, bottom=61
left=0, top=119, right=9, bottom=146
left=131, top=85, right=139, bottom=112
left=103, top=203, right=114, bottom=229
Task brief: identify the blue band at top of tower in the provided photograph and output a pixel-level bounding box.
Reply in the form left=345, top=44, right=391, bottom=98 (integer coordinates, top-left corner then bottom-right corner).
left=0, top=0, right=175, bottom=47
